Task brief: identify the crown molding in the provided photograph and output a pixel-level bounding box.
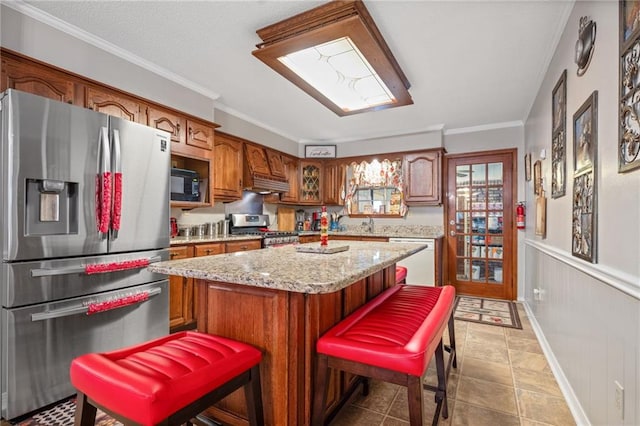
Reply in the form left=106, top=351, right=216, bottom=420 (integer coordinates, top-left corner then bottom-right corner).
left=4, top=0, right=220, bottom=101
left=522, top=1, right=574, bottom=123
left=299, top=124, right=444, bottom=144
left=214, top=103, right=300, bottom=143
left=443, top=120, right=523, bottom=136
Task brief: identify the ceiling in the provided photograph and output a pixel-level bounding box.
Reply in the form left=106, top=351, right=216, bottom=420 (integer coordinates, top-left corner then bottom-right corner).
left=21, top=0, right=573, bottom=144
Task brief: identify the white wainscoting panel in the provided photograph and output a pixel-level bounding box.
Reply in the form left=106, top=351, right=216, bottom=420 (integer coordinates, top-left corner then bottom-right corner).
left=525, top=243, right=639, bottom=426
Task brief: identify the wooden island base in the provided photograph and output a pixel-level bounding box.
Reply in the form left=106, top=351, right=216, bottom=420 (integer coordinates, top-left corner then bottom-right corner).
left=196, top=265, right=397, bottom=426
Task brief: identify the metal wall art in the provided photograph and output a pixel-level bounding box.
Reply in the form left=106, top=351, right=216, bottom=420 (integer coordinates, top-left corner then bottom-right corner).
left=571, top=169, right=596, bottom=262
left=573, top=91, right=598, bottom=176
left=571, top=91, right=598, bottom=263
left=551, top=70, right=567, bottom=198
left=619, top=1, right=640, bottom=172
left=575, top=16, right=596, bottom=76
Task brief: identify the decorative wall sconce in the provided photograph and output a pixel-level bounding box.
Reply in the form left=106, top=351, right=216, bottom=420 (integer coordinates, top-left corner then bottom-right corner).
left=575, top=16, right=596, bottom=76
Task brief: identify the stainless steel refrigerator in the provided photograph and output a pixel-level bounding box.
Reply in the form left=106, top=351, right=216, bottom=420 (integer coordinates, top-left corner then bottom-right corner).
left=0, top=89, right=171, bottom=420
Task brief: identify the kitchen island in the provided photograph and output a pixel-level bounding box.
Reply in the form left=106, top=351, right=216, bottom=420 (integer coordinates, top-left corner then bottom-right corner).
left=149, top=241, right=428, bottom=426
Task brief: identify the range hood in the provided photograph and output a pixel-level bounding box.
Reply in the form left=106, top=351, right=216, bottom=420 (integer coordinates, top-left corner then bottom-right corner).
left=243, top=143, right=290, bottom=194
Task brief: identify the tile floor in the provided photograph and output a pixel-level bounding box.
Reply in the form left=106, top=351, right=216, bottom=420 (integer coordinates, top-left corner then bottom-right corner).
left=330, top=303, right=576, bottom=426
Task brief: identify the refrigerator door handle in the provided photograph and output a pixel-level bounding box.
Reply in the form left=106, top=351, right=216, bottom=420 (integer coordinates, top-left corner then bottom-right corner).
left=30, top=287, right=162, bottom=321
left=111, top=128, right=123, bottom=237
left=97, top=126, right=112, bottom=236
left=30, top=256, right=162, bottom=277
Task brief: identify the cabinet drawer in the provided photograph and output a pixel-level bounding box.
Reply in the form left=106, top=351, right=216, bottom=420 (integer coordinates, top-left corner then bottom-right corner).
left=169, top=245, right=193, bottom=260
left=225, top=240, right=262, bottom=253
left=194, top=243, right=225, bottom=257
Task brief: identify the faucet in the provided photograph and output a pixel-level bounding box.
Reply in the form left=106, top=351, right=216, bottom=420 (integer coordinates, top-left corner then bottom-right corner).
left=363, top=216, right=374, bottom=233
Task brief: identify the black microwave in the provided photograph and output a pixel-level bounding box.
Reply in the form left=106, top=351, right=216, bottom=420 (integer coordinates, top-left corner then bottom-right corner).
left=170, top=168, right=200, bottom=202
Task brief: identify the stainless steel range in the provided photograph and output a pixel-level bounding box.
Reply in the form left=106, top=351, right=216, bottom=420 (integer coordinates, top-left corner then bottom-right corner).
left=229, top=214, right=299, bottom=248
left=0, top=90, right=170, bottom=420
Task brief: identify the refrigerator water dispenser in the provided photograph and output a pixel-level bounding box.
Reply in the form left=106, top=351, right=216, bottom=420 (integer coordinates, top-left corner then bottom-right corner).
left=25, top=179, right=78, bottom=235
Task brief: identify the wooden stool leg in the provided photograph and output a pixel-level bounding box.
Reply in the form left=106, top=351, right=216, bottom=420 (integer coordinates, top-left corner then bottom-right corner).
left=448, top=312, right=457, bottom=369
left=244, top=364, right=265, bottom=426
left=311, top=354, right=330, bottom=426
left=407, top=375, right=424, bottom=426
left=433, top=340, right=449, bottom=423
left=361, top=377, right=370, bottom=396
left=74, top=392, right=97, bottom=426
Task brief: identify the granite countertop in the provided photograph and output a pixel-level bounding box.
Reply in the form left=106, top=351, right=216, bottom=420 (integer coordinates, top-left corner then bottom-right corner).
left=149, top=241, right=428, bottom=294
left=170, top=235, right=262, bottom=245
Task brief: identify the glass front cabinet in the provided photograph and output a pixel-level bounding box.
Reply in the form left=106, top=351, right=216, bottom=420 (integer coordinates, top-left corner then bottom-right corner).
left=299, top=160, right=322, bottom=204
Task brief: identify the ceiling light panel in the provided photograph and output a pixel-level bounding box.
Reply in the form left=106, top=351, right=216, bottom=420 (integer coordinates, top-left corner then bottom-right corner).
left=253, top=0, right=412, bottom=116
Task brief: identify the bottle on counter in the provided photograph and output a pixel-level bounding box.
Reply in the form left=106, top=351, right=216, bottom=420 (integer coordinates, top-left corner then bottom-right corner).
left=320, top=206, right=328, bottom=246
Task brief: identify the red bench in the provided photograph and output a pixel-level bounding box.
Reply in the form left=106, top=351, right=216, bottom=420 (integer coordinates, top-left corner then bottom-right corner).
left=312, top=285, right=456, bottom=426
left=70, top=331, right=263, bottom=426
left=396, top=265, right=408, bottom=284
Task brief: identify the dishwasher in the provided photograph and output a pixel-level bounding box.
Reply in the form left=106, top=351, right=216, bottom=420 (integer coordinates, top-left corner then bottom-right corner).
left=388, top=238, right=435, bottom=286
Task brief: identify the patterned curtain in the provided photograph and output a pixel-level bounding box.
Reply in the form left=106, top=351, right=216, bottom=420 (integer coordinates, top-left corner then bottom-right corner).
left=345, top=159, right=407, bottom=216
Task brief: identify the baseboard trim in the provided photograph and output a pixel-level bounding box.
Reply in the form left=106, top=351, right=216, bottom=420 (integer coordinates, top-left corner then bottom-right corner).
left=522, top=301, right=591, bottom=426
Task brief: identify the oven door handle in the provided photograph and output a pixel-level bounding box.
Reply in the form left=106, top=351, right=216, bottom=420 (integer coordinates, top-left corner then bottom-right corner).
left=30, top=287, right=162, bottom=321
left=30, top=256, right=162, bottom=277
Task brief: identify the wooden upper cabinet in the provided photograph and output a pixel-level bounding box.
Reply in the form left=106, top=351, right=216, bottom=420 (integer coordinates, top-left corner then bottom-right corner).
left=147, top=106, right=186, bottom=146
left=403, top=150, right=443, bottom=205
left=149, top=107, right=217, bottom=159
left=1, top=54, right=77, bottom=104
left=280, top=155, right=300, bottom=204
left=214, top=132, right=244, bottom=200
left=299, top=160, right=323, bottom=204
left=244, top=144, right=271, bottom=176
left=186, top=119, right=214, bottom=151
left=86, top=86, right=144, bottom=123
left=265, top=149, right=286, bottom=178
left=323, top=160, right=345, bottom=205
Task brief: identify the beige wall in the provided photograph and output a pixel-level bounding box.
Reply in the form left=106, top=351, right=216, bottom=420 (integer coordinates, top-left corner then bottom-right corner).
left=523, top=2, right=640, bottom=425
left=1, top=3, right=216, bottom=121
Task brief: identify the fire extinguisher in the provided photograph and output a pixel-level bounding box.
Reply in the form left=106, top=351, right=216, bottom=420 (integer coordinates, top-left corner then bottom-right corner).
left=516, top=202, right=525, bottom=230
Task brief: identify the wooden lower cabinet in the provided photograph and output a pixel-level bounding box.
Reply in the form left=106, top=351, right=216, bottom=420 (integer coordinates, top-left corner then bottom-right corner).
left=331, top=235, right=389, bottom=243
left=169, top=240, right=261, bottom=332
left=298, top=234, right=321, bottom=244
left=300, top=234, right=389, bottom=244
left=168, top=245, right=195, bottom=332
left=194, top=243, right=225, bottom=257
left=196, top=266, right=395, bottom=425
left=225, top=239, right=262, bottom=253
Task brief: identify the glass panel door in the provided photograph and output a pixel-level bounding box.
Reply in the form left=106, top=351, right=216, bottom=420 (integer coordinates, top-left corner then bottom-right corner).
left=447, top=152, right=515, bottom=300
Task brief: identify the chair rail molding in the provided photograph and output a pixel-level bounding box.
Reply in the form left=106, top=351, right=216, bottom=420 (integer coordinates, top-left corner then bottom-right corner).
left=525, top=239, right=640, bottom=301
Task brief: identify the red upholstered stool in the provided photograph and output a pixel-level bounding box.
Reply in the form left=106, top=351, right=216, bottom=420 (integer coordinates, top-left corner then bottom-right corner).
left=312, top=285, right=456, bottom=426
left=396, top=266, right=407, bottom=284
left=70, top=331, right=263, bottom=426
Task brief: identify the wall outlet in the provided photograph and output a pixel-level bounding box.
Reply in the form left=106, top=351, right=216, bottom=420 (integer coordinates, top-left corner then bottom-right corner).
left=614, top=380, right=624, bottom=420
